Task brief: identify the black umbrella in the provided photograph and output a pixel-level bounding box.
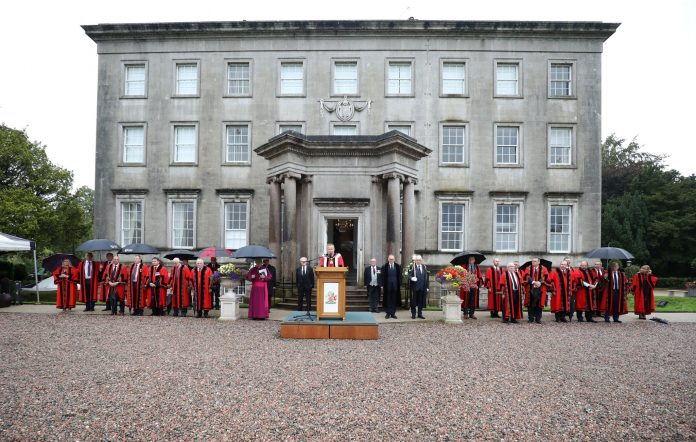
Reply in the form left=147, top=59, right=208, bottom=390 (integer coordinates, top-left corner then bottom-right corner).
left=119, top=243, right=159, bottom=255
left=233, top=244, right=275, bottom=259
left=519, top=258, right=553, bottom=271
left=42, top=253, right=80, bottom=272
left=586, top=247, right=634, bottom=260
left=163, top=249, right=198, bottom=260
left=76, top=239, right=121, bottom=252
left=450, top=251, right=486, bottom=266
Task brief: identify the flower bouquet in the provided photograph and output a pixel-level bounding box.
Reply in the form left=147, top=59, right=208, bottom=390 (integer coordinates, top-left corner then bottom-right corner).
left=436, top=265, right=478, bottom=292
left=218, top=263, right=246, bottom=288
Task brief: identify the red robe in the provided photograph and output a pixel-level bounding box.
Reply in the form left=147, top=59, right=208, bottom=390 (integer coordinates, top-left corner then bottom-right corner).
left=190, top=266, right=213, bottom=312
left=632, top=273, right=658, bottom=315
left=460, top=263, right=483, bottom=309
left=485, top=266, right=503, bottom=312
left=77, top=260, right=100, bottom=304
left=127, top=263, right=149, bottom=309
left=53, top=267, right=78, bottom=309
left=573, top=268, right=597, bottom=312
left=591, top=268, right=605, bottom=312
left=500, top=270, right=524, bottom=320
left=319, top=254, right=344, bottom=267
left=98, top=260, right=113, bottom=302
left=523, top=265, right=549, bottom=308
left=601, top=270, right=629, bottom=316
left=169, top=264, right=192, bottom=309
left=145, top=264, right=169, bottom=310
left=547, top=268, right=572, bottom=314
left=104, top=262, right=128, bottom=301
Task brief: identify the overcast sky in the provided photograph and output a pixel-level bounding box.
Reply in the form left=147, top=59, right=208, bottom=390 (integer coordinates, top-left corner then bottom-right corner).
left=1, top=0, right=694, bottom=189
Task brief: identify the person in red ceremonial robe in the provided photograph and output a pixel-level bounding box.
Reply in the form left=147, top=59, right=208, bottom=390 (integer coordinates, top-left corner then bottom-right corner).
left=127, top=255, right=148, bottom=316
left=547, top=260, right=572, bottom=322
left=573, top=261, right=598, bottom=323
left=54, top=259, right=78, bottom=311
left=564, top=257, right=580, bottom=321
left=523, top=257, right=549, bottom=324
left=189, top=258, right=212, bottom=318
left=319, top=243, right=344, bottom=267
left=500, top=262, right=523, bottom=323
left=169, top=258, right=192, bottom=317
left=631, top=265, right=658, bottom=320
left=246, top=259, right=272, bottom=319
left=485, top=258, right=503, bottom=318
left=105, top=255, right=128, bottom=315
left=592, top=261, right=605, bottom=316
left=99, top=252, right=114, bottom=311
left=601, top=261, right=629, bottom=323
left=461, top=256, right=483, bottom=319
left=77, top=252, right=99, bottom=312
left=146, top=257, right=168, bottom=316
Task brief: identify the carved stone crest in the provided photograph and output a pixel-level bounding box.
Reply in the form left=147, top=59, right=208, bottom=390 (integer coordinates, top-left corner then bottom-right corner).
left=319, top=96, right=371, bottom=122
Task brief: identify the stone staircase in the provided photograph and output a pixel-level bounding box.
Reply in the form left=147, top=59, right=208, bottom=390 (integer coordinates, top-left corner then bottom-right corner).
left=276, top=285, right=371, bottom=311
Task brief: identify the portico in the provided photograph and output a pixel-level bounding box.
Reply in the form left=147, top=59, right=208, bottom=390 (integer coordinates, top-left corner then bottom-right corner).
left=255, top=131, right=431, bottom=284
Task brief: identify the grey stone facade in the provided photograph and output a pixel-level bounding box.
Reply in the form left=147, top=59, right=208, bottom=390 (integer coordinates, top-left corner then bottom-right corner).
left=83, top=20, right=619, bottom=283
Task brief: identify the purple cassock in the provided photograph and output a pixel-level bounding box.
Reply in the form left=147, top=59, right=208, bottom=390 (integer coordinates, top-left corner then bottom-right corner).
left=246, top=265, right=271, bottom=319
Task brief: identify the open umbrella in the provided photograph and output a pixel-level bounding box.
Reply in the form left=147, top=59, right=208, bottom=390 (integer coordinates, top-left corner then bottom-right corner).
left=76, top=239, right=121, bottom=252
left=233, top=244, right=275, bottom=259
left=519, top=258, right=553, bottom=272
left=586, top=247, right=634, bottom=261
left=450, top=251, right=486, bottom=266
left=197, top=246, right=234, bottom=258
left=119, top=243, right=159, bottom=255
left=42, top=253, right=80, bottom=272
left=163, top=249, right=198, bottom=260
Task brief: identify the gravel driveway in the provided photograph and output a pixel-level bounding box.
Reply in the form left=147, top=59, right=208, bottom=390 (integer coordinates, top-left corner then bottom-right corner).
left=1, top=313, right=694, bottom=441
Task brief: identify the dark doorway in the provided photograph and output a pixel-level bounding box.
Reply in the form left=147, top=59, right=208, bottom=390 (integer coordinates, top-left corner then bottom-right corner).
left=327, top=218, right=357, bottom=285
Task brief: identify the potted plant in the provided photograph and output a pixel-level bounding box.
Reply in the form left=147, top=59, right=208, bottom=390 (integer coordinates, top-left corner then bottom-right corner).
left=218, top=263, right=246, bottom=288
left=436, top=265, right=477, bottom=324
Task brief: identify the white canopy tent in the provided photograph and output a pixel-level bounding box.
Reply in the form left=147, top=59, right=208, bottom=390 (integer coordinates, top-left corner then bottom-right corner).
left=0, top=232, right=40, bottom=303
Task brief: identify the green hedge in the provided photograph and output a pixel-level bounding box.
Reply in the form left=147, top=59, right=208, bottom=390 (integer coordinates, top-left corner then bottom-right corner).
left=655, top=277, right=691, bottom=289
left=0, top=261, right=28, bottom=280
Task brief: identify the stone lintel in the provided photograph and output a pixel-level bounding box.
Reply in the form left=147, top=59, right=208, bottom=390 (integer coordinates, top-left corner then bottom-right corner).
left=313, top=198, right=370, bottom=208
left=111, top=188, right=149, bottom=196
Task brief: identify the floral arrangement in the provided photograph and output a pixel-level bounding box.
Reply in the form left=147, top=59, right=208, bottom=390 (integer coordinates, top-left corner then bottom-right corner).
left=436, top=265, right=478, bottom=291
left=686, top=280, right=696, bottom=289
left=218, top=263, right=246, bottom=281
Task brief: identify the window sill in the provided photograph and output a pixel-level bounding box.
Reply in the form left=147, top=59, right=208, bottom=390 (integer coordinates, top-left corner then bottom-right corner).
left=276, top=94, right=306, bottom=98
left=223, top=94, right=253, bottom=98
left=547, top=164, right=577, bottom=169
left=222, top=162, right=251, bottom=167
left=439, top=162, right=470, bottom=168
left=493, top=95, right=524, bottom=99
left=120, top=95, right=147, bottom=99
left=385, top=94, right=415, bottom=98
left=171, top=95, right=200, bottom=99
left=170, top=163, right=198, bottom=167
left=117, top=163, right=147, bottom=167
left=547, top=95, right=577, bottom=100
left=439, top=94, right=470, bottom=98
left=493, top=164, right=524, bottom=168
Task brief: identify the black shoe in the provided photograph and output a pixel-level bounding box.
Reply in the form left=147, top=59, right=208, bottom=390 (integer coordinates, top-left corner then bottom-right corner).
left=535, top=319, right=541, bottom=324
left=411, top=315, right=416, bottom=319
left=577, top=317, right=585, bottom=322
left=418, top=315, right=426, bottom=319
left=197, top=312, right=202, bottom=318
left=204, top=311, right=209, bottom=318
left=639, top=315, right=646, bottom=320
left=588, top=318, right=597, bottom=323
left=528, top=319, right=534, bottom=323
left=614, top=319, right=622, bottom=323
left=391, top=315, right=398, bottom=319
left=511, top=319, right=518, bottom=324
left=605, top=318, right=610, bottom=323
left=173, top=312, right=179, bottom=317
left=503, top=319, right=509, bottom=323
left=560, top=317, right=567, bottom=323
left=385, top=314, right=390, bottom=319
left=102, top=307, right=110, bottom=311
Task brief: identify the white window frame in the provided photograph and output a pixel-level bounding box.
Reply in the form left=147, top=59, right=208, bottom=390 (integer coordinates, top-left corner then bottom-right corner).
left=119, top=123, right=147, bottom=165
left=277, top=122, right=305, bottom=135
left=122, top=61, right=147, bottom=98
left=385, top=122, right=414, bottom=137
left=115, top=196, right=145, bottom=246
left=219, top=193, right=252, bottom=250
left=331, top=122, right=359, bottom=135
left=331, top=59, right=359, bottom=97
left=278, top=59, right=306, bottom=97
left=385, top=59, right=415, bottom=97
left=225, top=59, right=252, bottom=97
left=223, top=122, right=251, bottom=165
left=169, top=199, right=197, bottom=249
left=548, top=60, right=576, bottom=98
left=494, top=60, right=522, bottom=98
left=171, top=123, right=198, bottom=165
left=173, top=61, right=200, bottom=97
left=440, top=59, right=468, bottom=97
left=548, top=125, right=576, bottom=167
left=494, top=123, right=523, bottom=167
left=493, top=202, right=522, bottom=253
left=546, top=197, right=578, bottom=254
left=437, top=197, right=469, bottom=252
left=439, top=123, right=468, bottom=166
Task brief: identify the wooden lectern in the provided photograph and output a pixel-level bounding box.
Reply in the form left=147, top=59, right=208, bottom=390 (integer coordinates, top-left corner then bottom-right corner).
left=315, top=267, right=348, bottom=320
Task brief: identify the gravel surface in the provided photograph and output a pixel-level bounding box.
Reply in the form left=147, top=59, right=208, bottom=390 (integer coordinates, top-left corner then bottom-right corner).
left=1, top=313, right=695, bottom=441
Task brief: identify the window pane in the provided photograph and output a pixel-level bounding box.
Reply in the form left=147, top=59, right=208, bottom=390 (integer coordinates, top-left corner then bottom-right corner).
left=227, top=62, right=250, bottom=95
left=125, top=65, right=145, bottom=96
left=495, top=205, right=519, bottom=251
left=224, top=202, right=248, bottom=249
left=174, top=126, right=196, bottom=163
left=123, top=126, right=144, bottom=163
left=226, top=125, right=249, bottom=163
left=121, top=202, right=142, bottom=245
left=441, top=203, right=464, bottom=250
left=549, top=206, right=571, bottom=252
left=172, top=202, right=194, bottom=248
left=281, top=62, right=304, bottom=94
left=333, top=125, right=357, bottom=136
left=442, top=62, right=465, bottom=94
left=550, top=64, right=571, bottom=96
left=176, top=64, right=198, bottom=95
left=496, top=63, right=518, bottom=95
left=496, top=126, right=519, bottom=164
left=550, top=127, right=572, bottom=165
left=442, top=126, right=465, bottom=163
left=334, top=62, right=357, bottom=94
left=388, top=62, right=412, bottom=94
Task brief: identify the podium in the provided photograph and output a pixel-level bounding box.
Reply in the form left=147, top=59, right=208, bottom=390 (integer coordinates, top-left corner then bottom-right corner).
left=315, top=266, right=348, bottom=320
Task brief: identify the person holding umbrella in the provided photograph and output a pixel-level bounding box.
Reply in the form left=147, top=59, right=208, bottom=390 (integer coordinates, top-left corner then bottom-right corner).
left=146, top=257, right=168, bottom=316
left=462, top=256, right=483, bottom=319
left=126, top=255, right=148, bottom=316
left=77, top=252, right=100, bottom=312
left=99, top=253, right=115, bottom=311
left=169, top=258, right=192, bottom=317
left=522, top=257, right=549, bottom=324
left=601, top=261, right=629, bottom=323
left=105, top=255, right=128, bottom=315
left=246, top=258, right=272, bottom=319
left=54, top=258, right=78, bottom=312
left=190, top=258, right=213, bottom=318
left=547, top=260, right=572, bottom=323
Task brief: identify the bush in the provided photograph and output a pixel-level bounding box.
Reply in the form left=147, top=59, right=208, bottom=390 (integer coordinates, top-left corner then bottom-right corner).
left=624, top=264, right=640, bottom=281
left=655, top=277, right=690, bottom=289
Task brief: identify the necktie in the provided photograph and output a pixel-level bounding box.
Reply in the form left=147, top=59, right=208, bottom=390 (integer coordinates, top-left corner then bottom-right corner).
left=303, top=266, right=305, bottom=275
left=86, top=262, right=90, bottom=279
left=418, top=265, right=422, bottom=275
left=614, top=272, right=618, bottom=289
left=133, top=264, right=139, bottom=282
left=511, top=272, right=517, bottom=291
left=112, top=265, right=118, bottom=280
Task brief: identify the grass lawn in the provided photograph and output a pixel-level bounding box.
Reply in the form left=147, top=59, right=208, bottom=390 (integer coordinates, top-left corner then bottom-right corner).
left=628, top=296, right=696, bottom=313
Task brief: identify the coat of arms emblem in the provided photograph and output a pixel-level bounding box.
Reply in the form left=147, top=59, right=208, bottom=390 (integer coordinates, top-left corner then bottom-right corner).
left=319, top=96, right=371, bottom=122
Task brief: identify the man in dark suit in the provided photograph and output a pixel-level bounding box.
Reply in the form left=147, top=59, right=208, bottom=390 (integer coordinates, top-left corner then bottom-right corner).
left=408, top=255, right=429, bottom=319
left=363, top=258, right=382, bottom=313
left=263, top=259, right=277, bottom=312
left=295, top=257, right=314, bottom=312
left=381, top=254, right=401, bottom=319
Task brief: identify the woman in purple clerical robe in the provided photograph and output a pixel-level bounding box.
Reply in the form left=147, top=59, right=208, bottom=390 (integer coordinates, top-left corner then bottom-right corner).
left=246, top=259, right=271, bottom=319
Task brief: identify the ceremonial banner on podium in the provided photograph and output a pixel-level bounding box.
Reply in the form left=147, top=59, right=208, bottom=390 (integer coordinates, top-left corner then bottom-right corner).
left=315, top=266, right=348, bottom=320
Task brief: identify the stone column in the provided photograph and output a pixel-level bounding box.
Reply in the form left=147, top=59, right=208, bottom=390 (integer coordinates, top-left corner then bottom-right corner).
left=402, top=176, right=416, bottom=266
left=267, top=176, right=282, bottom=268
left=282, top=173, right=301, bottom=282
left=300, top=176, right=313, bottom=259
left=383, top=173, right=402, bottom=259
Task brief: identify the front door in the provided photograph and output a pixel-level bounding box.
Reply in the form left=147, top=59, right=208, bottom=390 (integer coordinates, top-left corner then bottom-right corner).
left=327, top=218, right=357, bottom=284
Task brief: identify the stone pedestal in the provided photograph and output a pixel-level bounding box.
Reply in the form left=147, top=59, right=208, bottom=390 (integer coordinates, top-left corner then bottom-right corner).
left=219, top=287, right=242, bottom=320
left=442, top=293, right=463, bottom=324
